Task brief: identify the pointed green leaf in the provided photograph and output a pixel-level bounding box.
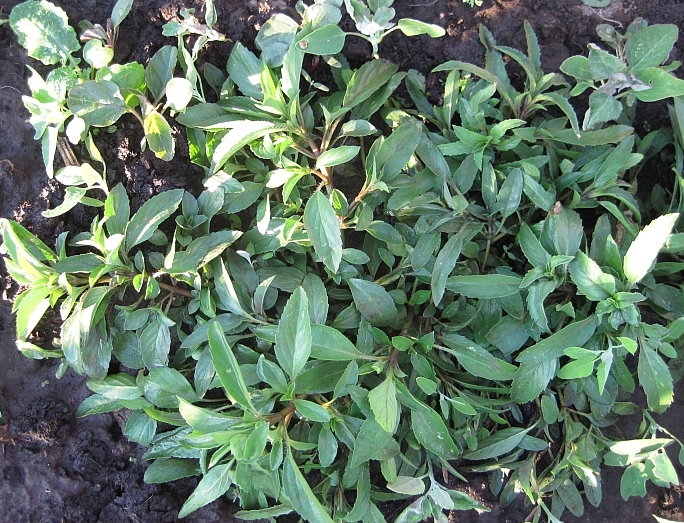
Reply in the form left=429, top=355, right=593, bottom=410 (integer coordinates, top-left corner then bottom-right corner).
left=146, top=45, right=177, bottom=103
left=446, top=274, right=522, bottom=298
left=516, top=316, right=597, bottom=364
left=315, top=146, right=360, bottom=169
left=125, top=189, right=183, bottom=250
left=311, top=324, right=367, bottom=360
left=275, top=288, right=311, bottom=380
left=464, top=427, right=530, bottom=460
left=283, top=448, right=335, bottom=523
left=178, top=463, right=232, bottom=518
left=368, top=374, right=398, bottom=433
left=624, top=213, right=679, bottom=286
left=144, top=110, right=175, bottom=160
left=440, top=333, right=517, bottom=380
left=411, top=406, right=460, bottom=460
left=638, top=345, right=674, bottom=413
left=208, top=322, right=254, bottom=411
left=431, top=234, right=463, bottom=306
left=348, top=278, right=398, bottom=327
left=569, top=251, right=616, bottom=301
left=303, top=191, right=342, bottom=273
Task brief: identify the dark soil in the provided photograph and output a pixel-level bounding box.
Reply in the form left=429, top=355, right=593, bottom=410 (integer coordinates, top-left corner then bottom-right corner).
left=0, top=0, right=683, bottom=521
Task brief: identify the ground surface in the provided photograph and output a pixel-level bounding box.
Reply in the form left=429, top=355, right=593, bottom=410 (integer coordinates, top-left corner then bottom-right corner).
left=0, top=0, right=683, bottom=521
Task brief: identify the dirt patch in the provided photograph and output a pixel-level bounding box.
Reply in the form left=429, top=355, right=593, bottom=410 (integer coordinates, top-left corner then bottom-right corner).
left=0, top=0, right=683, bottom=521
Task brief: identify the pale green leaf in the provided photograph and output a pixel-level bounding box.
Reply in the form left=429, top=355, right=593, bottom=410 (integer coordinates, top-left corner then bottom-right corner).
left=624, top=213, right=679, bottom=286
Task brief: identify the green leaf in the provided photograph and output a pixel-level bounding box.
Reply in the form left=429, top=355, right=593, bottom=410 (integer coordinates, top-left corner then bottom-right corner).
left=625, top=24, right=678, bottom=73
left=350, top=418, right=393, bottom=468
left=83, top=39, right=113, bottom=69
left=140, top=321, right=171, bottom=368
left=510, top=359, right=557, bottom=403
left=211, top=121, right=287, bottom=174
left=557, top=358, right=596, bottom=379
left=146, top=45, right=177, bottom=103
left=620, top=463, right=649, bottom=500
left=125, top=189, right=183, bottom=251
left=623, top=213, right=679, bottom=287
left=168, top=231, right=241, bottom=273
left=551, top=125, right=634, bottom=146
left=397, top=19, right=445, bottom=38
left=86, top=373, right=140, bottom=400
left=411, top=406, right=461, bottom=460
left=144, top=458, right=200, bottom=484
left=311, top=324, right=367, bottom=360
left=464, top=427, right=530, bottom=460
left=446, top=274, right=522, bottom=298
left=125, top=410, right=157, bottom=446
left=296, top=23, right=346, bottom=55
left=303, top=191, right=342, bottom=273
left=208, top=322, right=254, bottom=411
left=377, top=119, right=423, bottom=181
left=569, top=251, right=616, bottom=301
left=411, top=231, right=440, bottom=270
left=275, top=287, right=312, bottom=380
left=68, top=80, right=127, bottom=127
left=255, top=13, right=299, bottom=68
left=340, top=119, right=377, bottom=137
left=344, top=60, right=399, bottom=110
left=635, top=68, right=684, bottom=102
left=518, top=222, right=551, bottom=268
left=316, top=146, right=360, bottom=169
left=588, top=45, right=626, bottom=80
left=493, top=167, right=523, bottom=219
left=10, top=0, right=80, bottom=65
left=517, top=316, right=597, bottom=364
left=560, top=55, right=593, bottom=81
left=111, top=0, right=133, bottom=29
left=142, top=367, right=198, bottom=408
left=648, top=453, right=679, bottom=486
left=178, top=463, right=232, bottom=518
left=104, top=183, right=130, bottom=236
left=522, top=172, right=556, bottom=212
left=17, top=287, right=52, bottom=340
left=42, top=186, right=87, bottom=217
left=302, top=273, right=329, bottom=325
left=144, top=111, right=175, bottom=160
left=234, top=505, right=293, bottom=521
left=243, top=421, right=269, bottom=462
left=638, top=345, right=674, bottom=413
left=348, top=278, right=398, bottom=327
left=486, top=315, right=529, bottom=355
left=431, top=234, right=463, bottom=306
left=226, top=42, right=262, bottom=100
left=368, top=374, right=398, bottom=433
left=440, top=333, right=517, bottom=381
left=584, top=91, right=622, bottom=130
left=178, top=398, right=241, bottom=432
left=283, top=448, right=335, bottom=523
left=387, top=476, right=426, bottom=496
left=294, top=399, right=331, bottom=422
left=557, top=479, right=584, bottom=517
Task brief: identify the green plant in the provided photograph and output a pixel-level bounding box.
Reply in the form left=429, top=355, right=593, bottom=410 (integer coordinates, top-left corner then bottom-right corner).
left=3, top=5, right=684, bottom=523
left=9, top=0, right=220, bottom=170
left=561, top=19, right=684, bottom=130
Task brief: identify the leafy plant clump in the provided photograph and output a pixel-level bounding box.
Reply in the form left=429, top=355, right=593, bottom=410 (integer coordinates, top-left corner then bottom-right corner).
left=3, top=1, right=684, bottom=522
